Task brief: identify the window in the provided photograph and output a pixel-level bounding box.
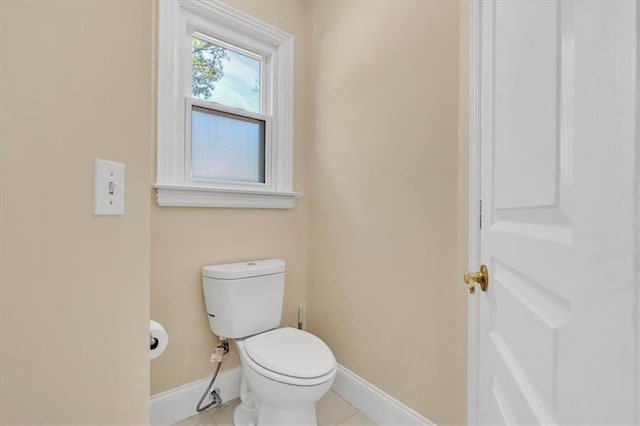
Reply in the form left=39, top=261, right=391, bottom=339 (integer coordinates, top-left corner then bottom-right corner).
left=156, top=1, right=296, bottom=208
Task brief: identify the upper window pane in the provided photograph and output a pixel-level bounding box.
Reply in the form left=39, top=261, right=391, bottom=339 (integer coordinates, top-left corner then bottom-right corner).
left=192, top=36, right=261, bottom=113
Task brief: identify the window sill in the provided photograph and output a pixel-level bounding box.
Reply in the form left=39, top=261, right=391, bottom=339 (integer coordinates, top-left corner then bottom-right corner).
left=155, top=184, right=299, bottom=209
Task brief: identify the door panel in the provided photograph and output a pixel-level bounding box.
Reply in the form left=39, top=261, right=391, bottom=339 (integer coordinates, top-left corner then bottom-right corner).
left=492, top=260, right=569, bottom=410
left=476, top=0, right=638, bottom=424
left=494, top=0, right=558, bottom=210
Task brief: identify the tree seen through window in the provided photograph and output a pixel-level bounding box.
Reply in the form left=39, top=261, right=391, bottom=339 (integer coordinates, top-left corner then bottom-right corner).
left=191, top=36, right=261, bottom=113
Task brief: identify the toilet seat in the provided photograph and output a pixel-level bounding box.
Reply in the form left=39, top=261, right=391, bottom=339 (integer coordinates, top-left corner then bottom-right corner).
left=241, top=327, right=337, bottom=386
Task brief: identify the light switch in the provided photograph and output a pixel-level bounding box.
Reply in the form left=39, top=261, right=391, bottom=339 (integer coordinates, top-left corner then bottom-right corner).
left=93, top=159, right=125, bottom=216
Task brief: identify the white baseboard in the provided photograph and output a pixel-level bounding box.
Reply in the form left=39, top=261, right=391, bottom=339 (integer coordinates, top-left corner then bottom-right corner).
left=150, top=364, right=434, bottom=425
left=333, top=365, right=435, bottom=426
left=150, top=367, right=242, bottom=425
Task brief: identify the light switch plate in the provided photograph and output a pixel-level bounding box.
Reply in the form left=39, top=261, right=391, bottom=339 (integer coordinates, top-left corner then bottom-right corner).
left=93, top=159, right=125, bottom=216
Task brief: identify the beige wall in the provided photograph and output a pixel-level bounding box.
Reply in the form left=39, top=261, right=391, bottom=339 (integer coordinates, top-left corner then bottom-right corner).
left=0, top=1, right=152, bottom=424
left=1, top=0, right=469, bottom=423
left=150, top=0, right=311, bottom=395
left=307, top=1, right=467, bottom=424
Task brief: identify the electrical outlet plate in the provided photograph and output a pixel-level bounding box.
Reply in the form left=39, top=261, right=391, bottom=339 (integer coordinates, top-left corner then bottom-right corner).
left=93, top=159, right=125, bottom=216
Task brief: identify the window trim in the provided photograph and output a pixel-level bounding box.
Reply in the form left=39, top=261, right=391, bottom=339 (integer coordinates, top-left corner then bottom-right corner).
left=156, top=0, right=297, bottom=209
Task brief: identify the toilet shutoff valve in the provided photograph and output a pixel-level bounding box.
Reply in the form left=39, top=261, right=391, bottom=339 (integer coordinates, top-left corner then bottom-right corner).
left=210, top=346, right=224, bottom=363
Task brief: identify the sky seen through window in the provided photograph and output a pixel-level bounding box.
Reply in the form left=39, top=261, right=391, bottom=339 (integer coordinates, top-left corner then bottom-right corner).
left=192, top=37, right=261, bottom=114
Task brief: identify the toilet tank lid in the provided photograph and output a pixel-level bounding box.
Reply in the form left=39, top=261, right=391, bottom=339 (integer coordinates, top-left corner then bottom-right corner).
left=202, top=259, right=285, bottom=279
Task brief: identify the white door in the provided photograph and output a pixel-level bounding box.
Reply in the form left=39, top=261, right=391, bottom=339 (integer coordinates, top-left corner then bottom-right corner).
left=470, top=0, right=639, bottom=424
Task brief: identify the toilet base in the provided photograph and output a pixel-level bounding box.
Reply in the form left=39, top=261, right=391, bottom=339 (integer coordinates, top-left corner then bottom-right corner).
left=234, top=403, right=257, bottom=426
left=233, top=401, right=317, bottom=426
left=258, top=402, right=317, bottom=426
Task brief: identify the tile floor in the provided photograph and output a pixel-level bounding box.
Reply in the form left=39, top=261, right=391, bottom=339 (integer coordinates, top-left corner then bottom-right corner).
left=174, top=390, right=376, bottom=425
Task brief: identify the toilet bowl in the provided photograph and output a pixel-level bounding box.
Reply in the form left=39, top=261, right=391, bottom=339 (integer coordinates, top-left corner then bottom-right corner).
left=234, top=327, right=337, bottom=425
left=202, top=259, right=336, bottom=426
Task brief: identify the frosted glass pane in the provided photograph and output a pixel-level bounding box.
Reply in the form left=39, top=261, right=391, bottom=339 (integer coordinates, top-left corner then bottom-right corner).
left=192, top=36, right=261, bottom=113
left=191, top=106, right=265, bottom=183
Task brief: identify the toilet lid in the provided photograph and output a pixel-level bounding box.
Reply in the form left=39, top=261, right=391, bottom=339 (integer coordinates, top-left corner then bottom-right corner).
left=244, top=327, right=336, bottom=379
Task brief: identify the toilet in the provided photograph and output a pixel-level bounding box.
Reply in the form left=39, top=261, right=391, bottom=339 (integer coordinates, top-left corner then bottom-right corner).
left=202, top=259, right=337, bottom=426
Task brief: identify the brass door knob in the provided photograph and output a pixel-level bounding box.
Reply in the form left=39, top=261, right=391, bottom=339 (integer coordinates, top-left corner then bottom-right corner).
left=464, top=264, right=489, bottom=294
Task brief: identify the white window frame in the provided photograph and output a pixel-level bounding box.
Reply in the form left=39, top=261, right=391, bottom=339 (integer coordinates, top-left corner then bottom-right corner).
left=156, top=0, right=297, bottom=208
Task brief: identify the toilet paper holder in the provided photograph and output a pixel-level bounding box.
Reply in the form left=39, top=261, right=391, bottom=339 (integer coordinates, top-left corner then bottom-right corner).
left=150, top=335, right=159, bottom=350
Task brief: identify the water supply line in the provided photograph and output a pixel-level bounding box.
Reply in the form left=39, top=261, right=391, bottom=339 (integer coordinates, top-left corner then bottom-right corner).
left=196, top=340, right=229, bottom=412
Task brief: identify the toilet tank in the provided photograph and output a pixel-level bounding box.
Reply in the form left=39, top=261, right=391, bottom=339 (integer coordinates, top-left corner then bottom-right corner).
left=202, top=259, right=285, bottom=339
